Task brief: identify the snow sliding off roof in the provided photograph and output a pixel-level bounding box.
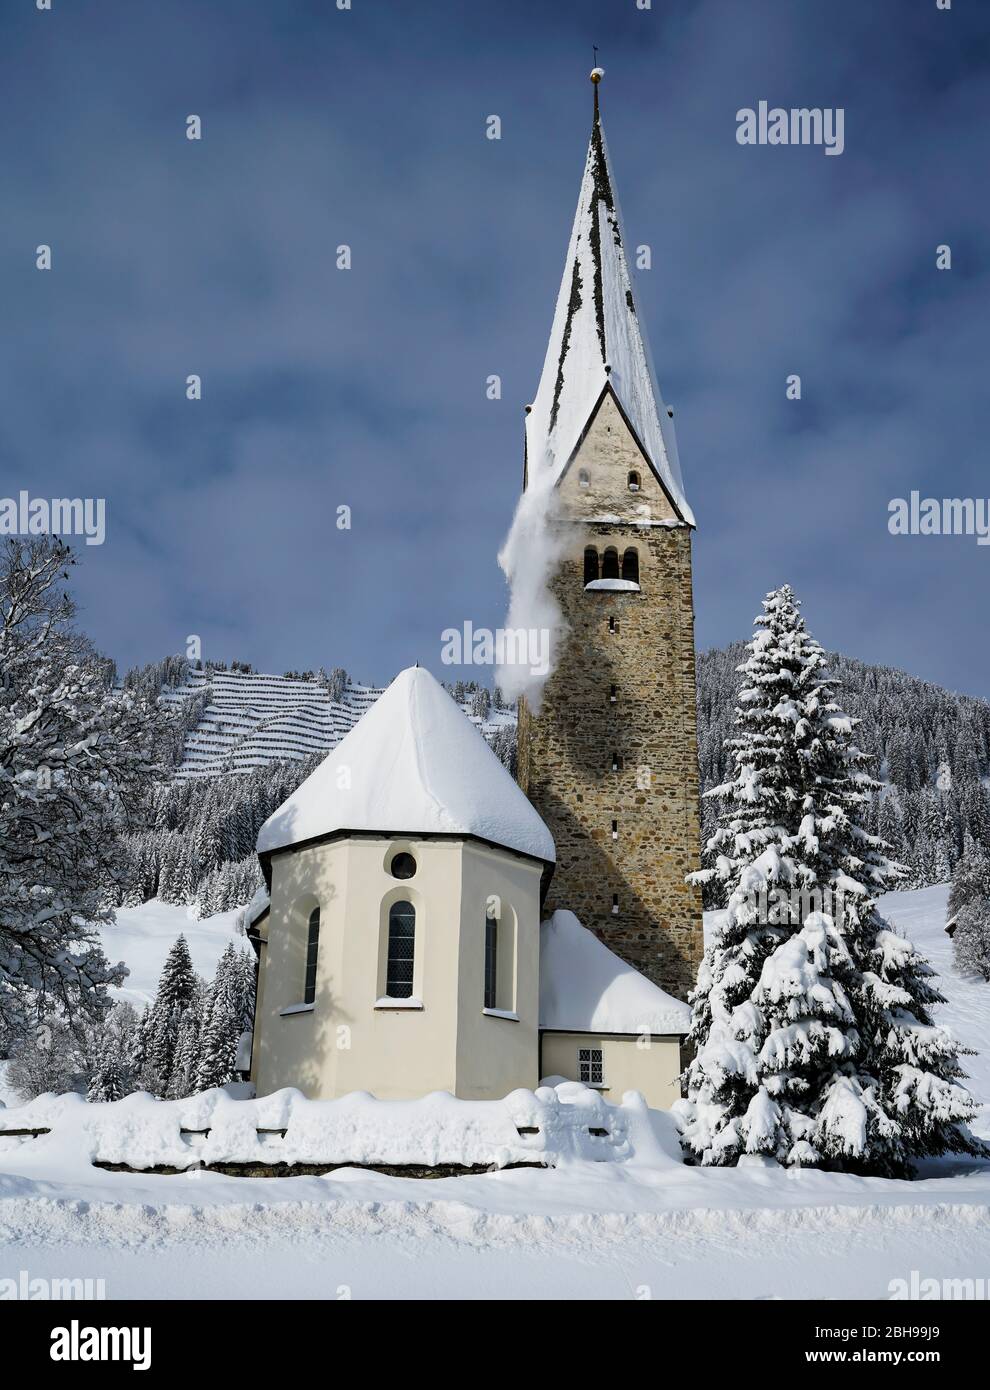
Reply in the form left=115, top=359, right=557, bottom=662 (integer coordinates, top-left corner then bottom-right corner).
left=525, top=87, right=693, bottom=527
left=257, top=666, right=555, bottom=864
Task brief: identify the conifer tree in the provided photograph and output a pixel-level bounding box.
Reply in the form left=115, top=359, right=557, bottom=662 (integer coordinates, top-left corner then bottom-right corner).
left=677, top=586, right=985, bottom=1176
left=143, top=935, right=198, bottom=1094
left=87, top=1036, right=124, bottom=1103
left=167, top=981, right=207, bottom=1098
left=193, top=945, right=242, bottom=1092
left=948, top=839, right=990, bottom=922
left=953, top=901, right=990, bottom=981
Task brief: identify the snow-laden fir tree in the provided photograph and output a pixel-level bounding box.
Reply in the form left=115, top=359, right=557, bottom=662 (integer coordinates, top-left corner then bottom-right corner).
left=676, top=585, right=985, bottom=1177
left=193, top=944, right=244, bottom=1092
left=81, top=1001, right=143, bottom=1101
left=87, top=1034, right=124, bottom=1103
left=948, top=837, right=990, bottom=923
left=142, top=934, right=198, bottom=1094
left=167, top=979, right=207, bottom=1099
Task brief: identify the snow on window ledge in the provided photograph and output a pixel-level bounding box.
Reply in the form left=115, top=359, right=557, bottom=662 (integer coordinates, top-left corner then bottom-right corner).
left=482, top=1007, right=519, bottom=1022
left=374, top=996, right=424, bottom=1010
left=279, top=1002, right=315, bottom=1017
left=584, top=578, right=640, bottom=593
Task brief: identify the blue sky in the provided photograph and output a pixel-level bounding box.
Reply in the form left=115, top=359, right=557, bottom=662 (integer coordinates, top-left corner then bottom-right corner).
left=2, top=0, right=988, bottom=696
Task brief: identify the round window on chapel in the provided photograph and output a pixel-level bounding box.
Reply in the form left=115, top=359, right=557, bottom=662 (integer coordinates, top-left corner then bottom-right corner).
left=389, top=852, right=417, bottom=880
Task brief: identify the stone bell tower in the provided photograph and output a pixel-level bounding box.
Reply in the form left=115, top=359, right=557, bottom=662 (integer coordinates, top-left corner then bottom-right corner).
left=515, top=71, right=703, bottom=999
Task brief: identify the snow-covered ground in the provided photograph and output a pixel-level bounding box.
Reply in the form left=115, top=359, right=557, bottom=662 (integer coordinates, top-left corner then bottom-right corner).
left=1, top=884, right=989, bottom=1300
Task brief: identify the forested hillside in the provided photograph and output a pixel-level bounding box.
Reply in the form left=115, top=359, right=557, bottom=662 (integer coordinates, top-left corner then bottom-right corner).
left=697, top=645, right=990, bottom=889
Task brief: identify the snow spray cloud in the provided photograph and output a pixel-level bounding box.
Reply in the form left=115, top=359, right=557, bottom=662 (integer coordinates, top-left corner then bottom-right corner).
left=0, top=491, right=106, bottom=545
left=495, top=455, right=572, bottom=712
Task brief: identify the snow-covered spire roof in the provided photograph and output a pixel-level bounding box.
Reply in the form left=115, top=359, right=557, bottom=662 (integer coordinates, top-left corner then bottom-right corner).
left=525, top=75, right=694, bottom=526
left=257, top=666, right=555, bottom=865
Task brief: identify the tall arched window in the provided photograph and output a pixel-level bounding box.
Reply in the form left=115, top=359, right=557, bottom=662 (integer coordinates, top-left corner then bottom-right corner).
left=304, top=907, right=320, bottom=1005
left=602, top=547, right=620, bottom=580
left=386, top=900, right=416, bottom=999
left=622, top=548, right=639, bottom=584
left=484, top=912, right=498, bottom=1011
left=584, top=547, right=599, bottom=585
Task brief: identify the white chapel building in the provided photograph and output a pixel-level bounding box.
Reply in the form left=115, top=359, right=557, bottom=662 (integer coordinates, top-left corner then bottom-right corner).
left=247, top=666, right=689, bottom=1109
left=247, top=73, right=701, bottom=1111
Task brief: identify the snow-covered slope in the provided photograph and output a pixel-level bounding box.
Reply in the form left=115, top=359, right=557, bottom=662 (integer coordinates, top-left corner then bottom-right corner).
left=159, top=666, right=515, bottom=781
left=96, top=901, right=247, bottom=1009
left=160, top=668, right=385, bottom=778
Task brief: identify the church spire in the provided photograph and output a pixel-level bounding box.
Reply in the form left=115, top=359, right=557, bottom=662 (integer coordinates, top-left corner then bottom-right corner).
left=525, top=69, right=694, bottom=526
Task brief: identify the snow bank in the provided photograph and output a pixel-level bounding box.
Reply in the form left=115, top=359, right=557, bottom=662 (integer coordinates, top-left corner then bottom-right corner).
left=257, top=667, right=555, bottom=865
left=5, top=1083, right=662, bottom=1172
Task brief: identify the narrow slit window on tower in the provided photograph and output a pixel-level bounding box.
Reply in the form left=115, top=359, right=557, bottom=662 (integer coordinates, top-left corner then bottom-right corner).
left=622, top=548, right=639, bottom=585
left=609, top=684, right=617, bottom=703
left=611, top=894, right=619, bottom=916
left=627, top=470, right=640, bottom=492
left=611, top=819, right=618, bottom=840
left=578, top=469, right=590, bottom=488
left=611, top=752, right=623, bottom=772
left=584, top=547, right=599, bottom=586
left=608, top=615, right=618, bottom=635
left=602, top=547, right=620, bottom=580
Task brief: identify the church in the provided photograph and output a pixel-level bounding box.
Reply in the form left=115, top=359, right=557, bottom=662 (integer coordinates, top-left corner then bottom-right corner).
left=247, top=73, right=703, bottom=1112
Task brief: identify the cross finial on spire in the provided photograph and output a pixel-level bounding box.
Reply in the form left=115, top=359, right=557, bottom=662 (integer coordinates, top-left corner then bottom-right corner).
left=590, top=53, right=603, bottom=120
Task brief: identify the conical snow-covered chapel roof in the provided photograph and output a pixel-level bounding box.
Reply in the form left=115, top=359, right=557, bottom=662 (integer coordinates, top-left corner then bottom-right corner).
left=525, top=77, right=693, bottom=526
left=257, top=666, right=555, bottom=865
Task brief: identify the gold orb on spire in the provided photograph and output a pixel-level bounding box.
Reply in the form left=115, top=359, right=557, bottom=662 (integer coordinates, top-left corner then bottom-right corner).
left=590, top=66, right=604, bottom=84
